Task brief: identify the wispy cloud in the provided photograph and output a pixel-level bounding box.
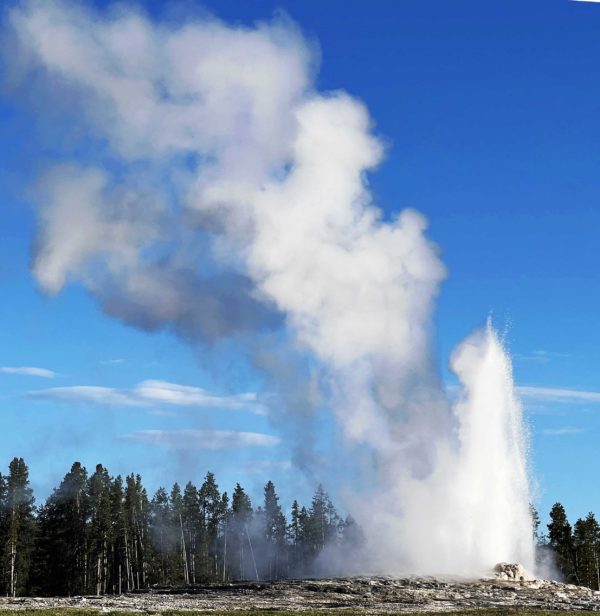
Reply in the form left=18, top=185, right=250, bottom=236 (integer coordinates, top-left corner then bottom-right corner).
left=1, top=366, right=57, bottom=378
left=100, top=359, right=125, bottom=365
left=121, top=429, right=280, bottom=449
left=135, top=380, right=265, bottom=412
left=29, top=379, right=266, bottom=413
left=541, top=427, right=584, bottom=436
left=514, top=350, right=569, bottom=364
left=30, top=385, right=136, bottom=406
left=518, top=386, right=600, bottom=404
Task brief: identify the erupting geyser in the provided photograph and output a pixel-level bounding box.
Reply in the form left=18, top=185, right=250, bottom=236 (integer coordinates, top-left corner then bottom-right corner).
left=358, top=322, right=534, bottom=577
left=450, top=323, right=533, bottom=574
left=6, top=0, right=535, bottom=578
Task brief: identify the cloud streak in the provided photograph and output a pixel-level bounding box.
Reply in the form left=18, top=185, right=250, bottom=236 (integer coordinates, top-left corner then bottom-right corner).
left=121, top=429, right=279, bottom=449
left=1, top=366, right=57, bottom=378
left=29, top=379, right=266, bottom=413
left=541, top=427, right=584, bottom=436
left=518, top=385, right=600, bottom=404
left=514, top=350, right=569, bottom=364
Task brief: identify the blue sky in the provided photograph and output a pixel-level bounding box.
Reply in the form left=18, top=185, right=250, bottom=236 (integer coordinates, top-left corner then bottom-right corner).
left=1, top=0, right=600, bottom=532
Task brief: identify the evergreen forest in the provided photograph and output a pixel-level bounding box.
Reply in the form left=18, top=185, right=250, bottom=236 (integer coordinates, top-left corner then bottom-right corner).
left=0, top=458, right=359, bottom=597
left=0, top=456, right=595, bottom=597
left=542, top=502, right=600, bottom=590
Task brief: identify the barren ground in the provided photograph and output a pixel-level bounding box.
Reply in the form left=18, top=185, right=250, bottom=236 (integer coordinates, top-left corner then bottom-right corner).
left=1, top=576, right=599, bottom=613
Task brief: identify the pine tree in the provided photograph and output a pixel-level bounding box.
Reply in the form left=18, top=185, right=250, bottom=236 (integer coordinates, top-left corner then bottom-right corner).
left=182, top=481, right=199, bottom=584
left=110, top=475, right=126, bottom=594
left=1, top=458, right=35, bottom=596
left=308, top=484, right=339, bottom=558
left=288, top=500, right=302, bottom=575
left=219, top=491, right=229, bottom=581
left=169, top=482, right=186, bottom=585
left=198, top=472, right=226, bottom=581
left=574, top=513, right=600, bottom=589
left=149, top=487, right=171, bottom=585
left=229, top=483, right=253, bottom=580
left=263, top=481, right=287, bottom=579
left=87, top=464, right=113, bottom=595
left=33, top=462, right=89, bottom=596
left=530, top=504, right=541, bottom=542
left=124, top=474, right=151, bottom=590
left=548, top=502, right=576, bottom=583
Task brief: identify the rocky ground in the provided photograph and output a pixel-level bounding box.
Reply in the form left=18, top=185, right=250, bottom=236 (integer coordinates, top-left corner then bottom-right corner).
left=1, top=575, right=600, bottom=613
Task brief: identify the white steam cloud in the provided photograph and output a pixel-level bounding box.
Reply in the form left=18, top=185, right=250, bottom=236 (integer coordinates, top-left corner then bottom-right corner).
left=6, top=0, right=534, bottom=576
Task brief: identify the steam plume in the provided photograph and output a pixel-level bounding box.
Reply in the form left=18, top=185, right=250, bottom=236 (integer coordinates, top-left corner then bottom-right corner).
left=6, top=0, right=534, bottom=576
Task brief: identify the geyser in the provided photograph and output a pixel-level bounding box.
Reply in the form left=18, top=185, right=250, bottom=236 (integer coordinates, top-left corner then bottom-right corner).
left=358, top=321, right=534, bottom=576
left=6, top=0, right=535, bottom=577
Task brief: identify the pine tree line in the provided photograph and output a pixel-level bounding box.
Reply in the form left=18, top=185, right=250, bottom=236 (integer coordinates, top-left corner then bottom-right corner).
left=0, top=458, right=360, bottom=596
left=539, top=502, right=600, bottom=589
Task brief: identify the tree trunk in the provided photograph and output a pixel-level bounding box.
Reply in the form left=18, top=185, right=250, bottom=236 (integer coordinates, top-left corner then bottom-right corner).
left=222, top=530, right=227, bottom=582
left=180, top=515, right=189, bottom=584
left=96, top=552, right=101, bottom=596
left=9, top=538, right=16, bottom=598
left=246, top=527, right=259, bottom=581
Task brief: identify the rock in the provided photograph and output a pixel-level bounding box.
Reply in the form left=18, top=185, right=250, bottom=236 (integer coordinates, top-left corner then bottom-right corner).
left=0, top=575, right=598, bottom=612
left=494, top=562, right=535, bottom=582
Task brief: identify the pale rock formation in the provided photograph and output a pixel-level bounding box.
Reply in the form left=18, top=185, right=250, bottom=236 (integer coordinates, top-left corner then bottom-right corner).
left=494, top=562, right=535, bottom=582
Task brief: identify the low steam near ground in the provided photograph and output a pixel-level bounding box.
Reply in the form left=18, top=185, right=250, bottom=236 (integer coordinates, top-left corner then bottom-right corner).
left=4, top=0, right=536, bottom=577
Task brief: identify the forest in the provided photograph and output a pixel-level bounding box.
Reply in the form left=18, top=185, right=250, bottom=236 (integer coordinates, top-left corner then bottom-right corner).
left=543, top=502, right=600, bottom=590
left=0, top=456, right=595, bottom=598
left=0, top=457, right=360, bottom=597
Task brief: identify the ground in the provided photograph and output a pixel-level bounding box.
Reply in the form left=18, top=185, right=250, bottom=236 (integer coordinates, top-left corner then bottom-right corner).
left=2, top=576, right=600, bottom=613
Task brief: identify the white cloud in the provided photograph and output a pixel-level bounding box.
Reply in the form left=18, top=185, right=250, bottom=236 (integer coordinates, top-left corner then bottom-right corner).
left=514, top=350, right=570, bottom=364
left=541, top=427, right=584, bottom=436
left=28, top=379, right=265, bottom=413
left=100, top=358, right=125, bottom=365
left=121, top=429, right=279, bottom=449
left=29, top=385, right=137, bottom=406
left=1, top=366, right=57, bottom=378
left=518, top=386, right=600, bottom=404
left=134, top=380, right=266, bottom=413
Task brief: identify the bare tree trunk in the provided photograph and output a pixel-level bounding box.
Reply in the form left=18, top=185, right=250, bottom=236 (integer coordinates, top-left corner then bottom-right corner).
left=124, top=528, right=132, bottom=592
left=103, top=539, right=108, bottom=595
left=10, top=538, right=16, bottom=598
left=84, top=544, right=88, bottom=594
left=9, top=504, right=17, bottom=598
left=139, top=519, right=147, bottom=588
left=240, top=533, right=245, bottom=580
left=96, top=552, right=101, bottom=596
left=190, top=532, right=196, bottom=585
left=246, top=527, right=259, bottom=581
left=180, top=515, right=189, bottom=584
left=134, top=532, right=140, bottom=589
left=222, top=530, right=227, bottom=582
